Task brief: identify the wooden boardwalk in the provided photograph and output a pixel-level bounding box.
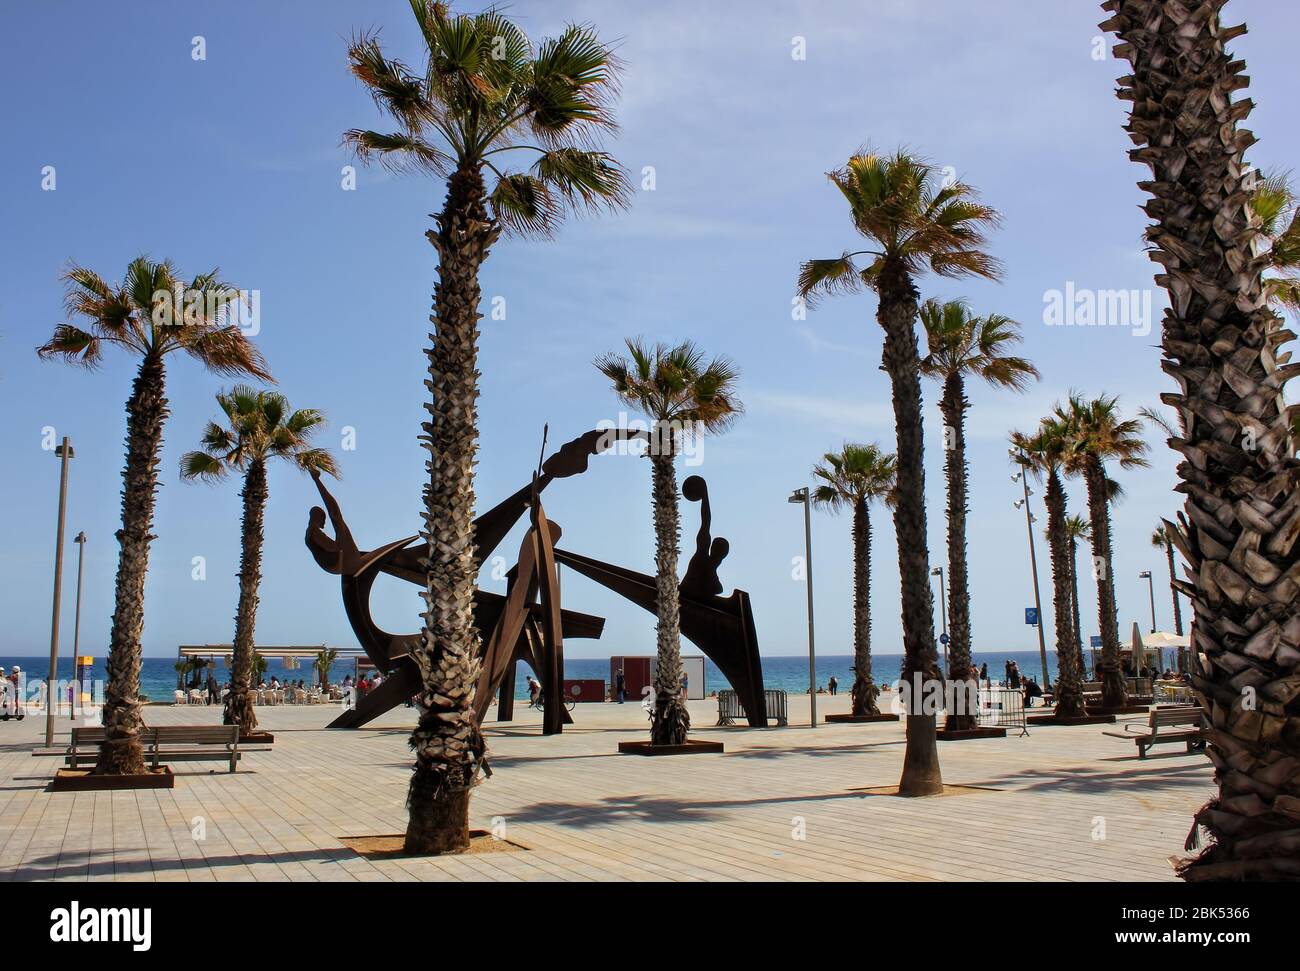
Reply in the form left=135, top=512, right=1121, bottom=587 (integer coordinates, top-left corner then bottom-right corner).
left=0, top=694, right=1213, bottom=881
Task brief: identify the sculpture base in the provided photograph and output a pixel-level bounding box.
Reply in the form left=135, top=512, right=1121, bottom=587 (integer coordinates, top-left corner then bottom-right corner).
left=618, top=740, right=724, bottom=756
left=1088, top=705, right=1151, bottom=716
left=52, top=766, right=174, bottom=792
left=1026, top=714, right=1116, bottom=726
left=824, top=713, right=900, bottom=723
left=241, top=731, right=276, bottom=744
left=935, top=727, right=1007, bottom=741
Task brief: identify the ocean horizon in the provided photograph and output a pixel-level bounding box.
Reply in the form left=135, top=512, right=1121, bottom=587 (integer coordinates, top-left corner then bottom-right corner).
left=0, top=650, right=1065, bottom=704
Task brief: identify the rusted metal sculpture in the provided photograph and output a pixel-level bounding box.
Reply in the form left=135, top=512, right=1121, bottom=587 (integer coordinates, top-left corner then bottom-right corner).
left=554, top=473, right=768, bottom=727
left=307, top=429, right=766, bottom=731
left=307, top=429, right=620, bottom=730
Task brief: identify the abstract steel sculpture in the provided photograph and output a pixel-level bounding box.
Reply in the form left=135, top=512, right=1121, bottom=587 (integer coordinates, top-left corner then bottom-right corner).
left=307, top=429, right=766, bottom=731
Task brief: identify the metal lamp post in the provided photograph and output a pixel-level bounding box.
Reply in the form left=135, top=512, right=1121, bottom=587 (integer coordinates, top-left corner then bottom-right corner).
left=788, top=487, right=817, bottom=727
left=1011, top=458, right=1050, bottom=689
left=1139, top=571, right=1156, bottom=632
left=72, top=531, right=87, bottom=719
left=46, top=438, right=74, bottom=745
left=930, top=566, right=948, bottom=675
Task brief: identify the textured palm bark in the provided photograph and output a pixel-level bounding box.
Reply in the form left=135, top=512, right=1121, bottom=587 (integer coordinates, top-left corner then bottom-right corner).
left=850, top=500, right=880, bottom=716
left=1105, top=0, right=1300, bottom=880
left=1069, top=536, right=1086, bottom=680
left=1163, top=538, right=1184, bottom=636
left=406, top=167, right=496, bottom=855
left=224, top=459, right=265, bottom=736
left=649, top=446, right=690, bottom=745
left=1046, top=472, right=1088, bottom=718
left=940, top=372, right=976, bottom=731
left=96, top=353, right=167, bottom=775
left=879, top=261, right=943, bottom=795
left=1084, top=458, right=1128, bottom=708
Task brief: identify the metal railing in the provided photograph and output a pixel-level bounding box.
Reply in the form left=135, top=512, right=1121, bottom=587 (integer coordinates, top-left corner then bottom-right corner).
left=715, top=688, right=788, bottom=727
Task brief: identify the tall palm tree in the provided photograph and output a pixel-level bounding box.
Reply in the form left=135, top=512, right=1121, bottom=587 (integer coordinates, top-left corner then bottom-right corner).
left=1058, top=394, right=1148, bottom=709
left=797, top=150, right=1000, bottom=794
left=594, top=339, right=742, bottom=746
left=1104, top=1, right=1300, bottom=879
left=1252, top=169, right=1300, bottom=313
left=181, top=387, right=337, bottom=736
left=920, top=298, right=1037, bottom=730
left=812, top=444, right=897, bottom=717
left=1064, top=514, right=1092, bottom=677
left=37, top=257, right=268, bottom=774
left=315, top=648, right=340, bottom=688
left=1151, top=525, right=1184, bottom=637
left=344, top=0, right=630, bottom=854
left=1011, top=420, right=1088, bottom=719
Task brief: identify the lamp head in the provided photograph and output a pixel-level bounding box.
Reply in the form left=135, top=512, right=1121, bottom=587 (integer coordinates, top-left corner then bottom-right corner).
left=787, top=487, right=809, bottom=505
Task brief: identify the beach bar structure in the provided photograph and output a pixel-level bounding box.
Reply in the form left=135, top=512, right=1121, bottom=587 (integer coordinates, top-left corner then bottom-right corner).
left=610, top=655, right=707, bottom=702
left=177, top=645, right=365, bottom=684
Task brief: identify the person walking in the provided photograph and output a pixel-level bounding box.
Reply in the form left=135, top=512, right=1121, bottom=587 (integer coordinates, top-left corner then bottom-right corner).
left=615, top=668, right=626, bottom=704
left=828, top=675, right=838, bottom=696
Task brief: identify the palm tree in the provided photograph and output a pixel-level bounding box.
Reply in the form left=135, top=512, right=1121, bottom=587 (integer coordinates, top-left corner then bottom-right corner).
left=1057, top=394, right=1148, bottom=709
left=315, top=648, right=340, bottom=689
left=181, top=387, right=337, bottom=736
left=797, top=150, right=1000, bottom=794
left=344, top=0, right=630, bottom=854
left=920, top=299, right=1037, bottom=729
left=594, top=339, right=742, bottom=746
left=1064, top=514, right=1092, bottom=677
left=1011, top=420, right=1088, bottom=719
left=811, top=444, right=897, bottom=717
left=1252, top=169, right=1300, bottom=313
left=1104, top=1, right=1300, bottom=879
left=37, top=257, right=268, bottom=774
left=1151, top=526, right=1184, bottom=637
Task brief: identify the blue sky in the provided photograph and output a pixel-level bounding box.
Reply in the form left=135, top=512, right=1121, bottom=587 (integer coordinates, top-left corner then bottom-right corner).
left=2, top=0, right=1297, bottom=662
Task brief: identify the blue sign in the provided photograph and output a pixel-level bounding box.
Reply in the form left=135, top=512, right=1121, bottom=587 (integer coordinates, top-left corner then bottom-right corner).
left=1025, top=607, right=1039, bottom=626
left=939, top=633, right=950, bottom=646
left=1090, top=635, right=1103, bottom=648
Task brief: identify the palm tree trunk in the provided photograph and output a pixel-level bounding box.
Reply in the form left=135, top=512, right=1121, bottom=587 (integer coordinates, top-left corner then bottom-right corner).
left=1106, top=0, right=1300, bottom=880
left=878, top=261, right=943, bottom=795
left=940, top=372, right=976, bottom=731
left=1164, top=539, right=1184, bottom=637
left=1046, top=471, right=1087, bottom=718
left=96, top=353, right=168, bottom=775
left=649, top=444, right=690, bottom=745
left=1084, top=457, right=1127, bottom=708
left=850, top=499, right=879, bottom=716
left=224, top=459, right=266, bottom=736
left=1069, top=536, right=1086, bottom=680
left=406, top=166, right=498, bottom=855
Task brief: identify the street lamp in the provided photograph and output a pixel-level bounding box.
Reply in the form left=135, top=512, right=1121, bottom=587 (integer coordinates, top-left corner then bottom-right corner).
left=1010, top=450, right=1050, bottom=688
left=1139, top=570, right=1156, bottom=633
left=72, top=531, right=87, bottom=720
left=930, top=566, right=948, bottom=675
left=46, top=438, right=74, bottom=746
left=788, top=486, right=817, bottom=727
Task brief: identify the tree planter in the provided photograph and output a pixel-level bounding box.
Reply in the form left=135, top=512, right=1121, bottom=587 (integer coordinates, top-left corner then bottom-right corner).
left=52, top=766, right=174, bottom=792
left=1026, top=713, right=1116, bottom=726
left=618, top=739, right=723, bottom=756
left=1089, top=705, right=1150, bottom=716
left=825, top=713, right=900, bottom=723
left=935, top=727, right=1006, bottom=741
left=239, top=731, right=275, bottom=744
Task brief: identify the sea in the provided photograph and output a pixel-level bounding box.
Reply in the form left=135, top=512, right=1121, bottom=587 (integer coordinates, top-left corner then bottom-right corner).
left=0, top=650, right=1061, bottom=703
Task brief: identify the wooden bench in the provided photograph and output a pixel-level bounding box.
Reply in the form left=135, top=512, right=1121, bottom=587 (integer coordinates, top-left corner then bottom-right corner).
left=1103, top=706, right=1206, bottom=758
left=34, top=725, right=266, bottom=773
